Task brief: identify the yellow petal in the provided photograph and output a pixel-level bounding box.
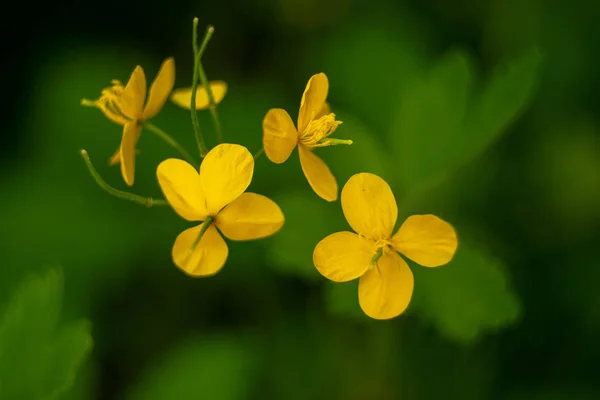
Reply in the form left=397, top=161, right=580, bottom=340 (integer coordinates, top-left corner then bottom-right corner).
left=297, top=73, right=329, bottom=133
left=142, top=57, right=175, bottom=120
left=298, top=144, right=337, bottom=202
left=156, top=158, right=208, bottom=221
left=358, top=251, right=414, bottom=320
left=313, top=231, right=372, bottom=282
left=108, top=148, right=121, bottom=166
left=119, top=122, right=142, bottom=186
left=391, top=214, right=458, bottom=267
left=172, top=224, right=228, bottom=277
left=200, top=143, right=254, bottom=215
left=120, top=66, right=146, bottom=119
left=262, top=108, right=298, bottom=164
left=170, top=81, right=228, bottom=110
left=341, top=173, right=397, bottom=240
left=316, top=102, right=331, bottom=119
left=215, top=192, right=284, bottom=240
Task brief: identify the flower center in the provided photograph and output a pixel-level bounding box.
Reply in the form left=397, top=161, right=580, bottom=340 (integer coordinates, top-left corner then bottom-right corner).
left=298, top=113, right=352, bottom=147
left=81, top=80, right=133, bottom=122
left=370, top=238, right=392, bottom=269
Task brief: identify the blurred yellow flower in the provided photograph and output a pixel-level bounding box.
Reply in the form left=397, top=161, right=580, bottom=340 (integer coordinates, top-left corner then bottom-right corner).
left=157, top=143, right=285, bottom=277
left=262, top=73, right=352, bottom=202
left=170, top=81, right=228, bottom=110
left=313, top=173, right=458, bottom=320
left=82, top=58, right=175, bottom=186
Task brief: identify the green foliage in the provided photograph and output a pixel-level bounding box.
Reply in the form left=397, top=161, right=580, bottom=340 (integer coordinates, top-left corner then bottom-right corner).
left=266, top=191, right=339, bottom=281
left=324, top=280, right=369, bottom=322
left=390, top=48, right=541, bottom=194
left=0, top=268, right=93, bottom=400
left=128, top=336, right=258, bottom=400
left=410, top=239, right=521, bottom=342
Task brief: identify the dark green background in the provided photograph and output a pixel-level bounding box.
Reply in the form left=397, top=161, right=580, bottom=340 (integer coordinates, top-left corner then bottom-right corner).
left=1, top=0, right=599, bottom=398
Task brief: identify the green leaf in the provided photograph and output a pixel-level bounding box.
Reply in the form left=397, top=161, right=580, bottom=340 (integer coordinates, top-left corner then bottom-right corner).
left=463, top=50, right=541, bottom=158
left=0, top=268, right=93, bottom=400
left=390, top=49, right=541, bottom=194
left=325, top=110, right=395, bottom=187
left=410, top=240, right=521, bottom=343
left=128, top=336, right=258, bottom=400
left=391, top=50, right=474, bottom=192
left=265, top=191, right=344, bottom=282
left=325, top=280, right=369, bottom=322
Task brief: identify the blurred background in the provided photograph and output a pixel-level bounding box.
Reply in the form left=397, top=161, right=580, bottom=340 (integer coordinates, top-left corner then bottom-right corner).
left=1, top=0, right=599, bottom=399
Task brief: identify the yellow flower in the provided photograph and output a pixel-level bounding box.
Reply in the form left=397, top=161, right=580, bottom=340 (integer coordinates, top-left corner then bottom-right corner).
left=170, top=81, right=228, bottom=109
left=82, top=58, right=175, bottom=186
left=262, top=73, right=352, bottom=202
left=313, top=173, right=458, bottom=320
left=157, top=143, right=285, bottom=277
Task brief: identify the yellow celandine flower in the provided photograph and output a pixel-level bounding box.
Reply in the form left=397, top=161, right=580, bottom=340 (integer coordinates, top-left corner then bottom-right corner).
left=313, top=173, right=458, bottom=320
left=262, top=73, right=352, bottom=202
left=157, top=143, right=285, bottom=277
left=81, top=58, right=175, bottom=186
left=170, top=81, right=228, bottom=109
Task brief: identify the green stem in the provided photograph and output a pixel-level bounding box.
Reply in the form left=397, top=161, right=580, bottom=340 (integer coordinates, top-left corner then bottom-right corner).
left=191, top=19, right=213, bottom=157
left=253, top=147, right=264, bottom=160
left=143, top=122, right=198, bottom=167
left=190, top=216, right=214, bottom=251
left=196, top=55, right=223, bottom=144
left=80, top=150, right=168, bottom=207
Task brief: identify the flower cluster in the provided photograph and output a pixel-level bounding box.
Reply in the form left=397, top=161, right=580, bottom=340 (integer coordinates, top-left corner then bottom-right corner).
left=80, top=20, right=458, bottom=320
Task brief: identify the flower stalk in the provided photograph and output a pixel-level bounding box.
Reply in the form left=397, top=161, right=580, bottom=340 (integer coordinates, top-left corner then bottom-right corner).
left=80, top=149, right=168, bottom=207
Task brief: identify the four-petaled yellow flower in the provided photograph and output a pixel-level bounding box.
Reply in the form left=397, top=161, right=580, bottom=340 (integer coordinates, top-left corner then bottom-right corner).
left=157, top=143, right=285, bottom=277
left=82, top=58, right=175, bottom=186
left=313, top=173, right=458, bottom=320
left=262, top=73, right=352, bottom=202
left=170, top=81, right=228, bottom=109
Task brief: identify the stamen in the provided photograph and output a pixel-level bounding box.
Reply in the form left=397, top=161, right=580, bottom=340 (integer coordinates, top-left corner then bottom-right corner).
left=299, top=113, right=351, bottom=148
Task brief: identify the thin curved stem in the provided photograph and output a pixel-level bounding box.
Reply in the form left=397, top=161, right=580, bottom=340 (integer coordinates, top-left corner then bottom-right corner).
left=80, top=149, right=168, bottom=207
left=190, top=18, right=213, bottom=157
left=253, top=147, right=264, bottom=160
left=143, top=122, right=197, bottom=167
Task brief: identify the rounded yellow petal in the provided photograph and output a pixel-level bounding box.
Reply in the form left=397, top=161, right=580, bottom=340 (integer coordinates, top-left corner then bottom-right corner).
left=341, top=173, right=397, bottom=240
left=119, top=122, right=142, bottom=186
left=298, top=144, right=338, bottom=202
left=263, top=108, right=298, bottom=164
left=313, top=231, right=372, bottom=282
left=172, top=224, right=228, bottom=277
left=358, top=251, right=414, bottom=320
left=200, top=143, right=254, bottom=215
left=170, top=81, right=228, bottom=110
left=215, top=193, right=284, bottom=241
left=391, top=214, right=458, bottom=267
left=142, top=57, right=175, bottom=120
left=120, top=66, right=146, bottom=119
left=157, top=158, right=208, bottom=221
left=297, top=73, right=329, bottom=133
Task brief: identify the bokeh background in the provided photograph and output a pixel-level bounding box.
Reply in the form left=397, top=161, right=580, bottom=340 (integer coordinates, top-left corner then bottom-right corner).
left=1, top=0, right=600, bottom=399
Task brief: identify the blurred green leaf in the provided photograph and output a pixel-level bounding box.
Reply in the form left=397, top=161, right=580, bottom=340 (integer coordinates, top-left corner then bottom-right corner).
left=266, top=191, right=340, bottom=281
left=325, top=280, right=369, bottom=322
left=0, top=268, right=93, bottom=400
left=128, top=336, right=258, bottom=400
left=463, top=50, right=541, bottom=159
left=390, top=49, right=540, bottom=194
left=391, top=50, right=474, bottom=192
left=311, top=12, right=428, bottom=133
left=326, top=110, right=395, bottom=186
left=410, top=239, right=521, bottom=342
